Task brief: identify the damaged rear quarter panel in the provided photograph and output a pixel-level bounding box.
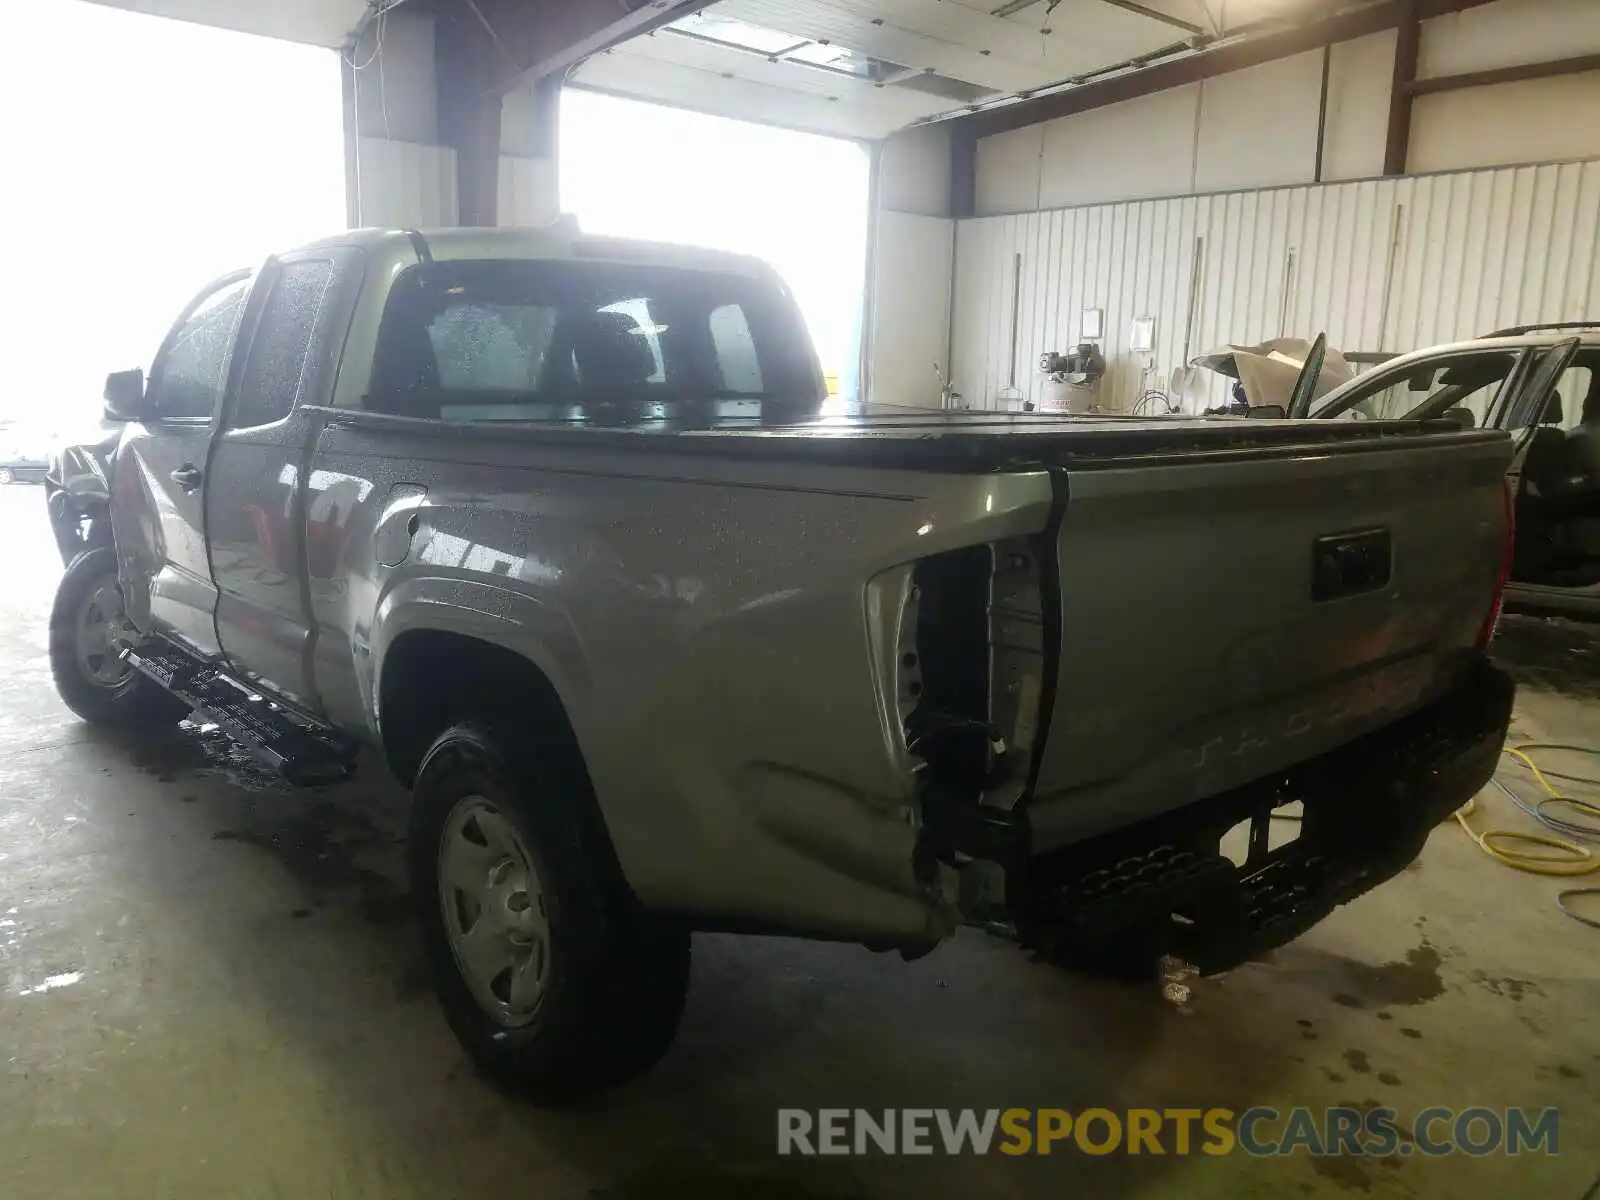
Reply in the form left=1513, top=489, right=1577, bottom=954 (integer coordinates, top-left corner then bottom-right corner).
left=311, top=414, right=1054, bottom=944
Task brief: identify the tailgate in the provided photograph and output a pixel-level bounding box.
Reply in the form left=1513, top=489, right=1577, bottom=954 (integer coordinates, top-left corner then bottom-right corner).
left=1026, top=427, right=1511, bottom=851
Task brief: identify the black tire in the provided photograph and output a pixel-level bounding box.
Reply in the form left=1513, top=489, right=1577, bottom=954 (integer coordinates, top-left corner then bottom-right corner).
left=48, top=548, right=187, bottom=727
left=409, top=722, right=690, bottom=1104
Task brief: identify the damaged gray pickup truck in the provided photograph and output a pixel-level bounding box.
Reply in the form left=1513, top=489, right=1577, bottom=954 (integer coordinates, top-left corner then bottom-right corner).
left=46, top=225, right=1526, bottom=1101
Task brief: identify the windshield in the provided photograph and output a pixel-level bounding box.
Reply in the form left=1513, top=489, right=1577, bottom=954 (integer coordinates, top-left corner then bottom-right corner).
left=367, top=258, right=822, bottom=422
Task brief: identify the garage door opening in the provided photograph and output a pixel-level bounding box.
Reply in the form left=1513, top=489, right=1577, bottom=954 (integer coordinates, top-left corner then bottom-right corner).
left=0, top=1, right=344, bottom=449
left=560, top=89, right=869, bottom=409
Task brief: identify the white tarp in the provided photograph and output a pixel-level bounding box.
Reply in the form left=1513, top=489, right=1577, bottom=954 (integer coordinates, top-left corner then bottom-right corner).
left=1191, top=337, right=1354, bottom=408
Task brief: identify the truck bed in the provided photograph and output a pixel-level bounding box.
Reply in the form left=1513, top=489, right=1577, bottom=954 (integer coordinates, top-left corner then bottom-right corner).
left=321, top=405, right=1496, bottom=472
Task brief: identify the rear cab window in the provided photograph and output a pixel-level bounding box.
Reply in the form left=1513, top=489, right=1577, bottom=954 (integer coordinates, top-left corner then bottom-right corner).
left=365, top=258, right=820, bottom=422
left=229, top=260, right=336, bottom=429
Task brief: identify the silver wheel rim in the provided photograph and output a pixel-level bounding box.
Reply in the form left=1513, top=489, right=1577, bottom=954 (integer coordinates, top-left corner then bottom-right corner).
left=75, top=580, right=134, bottom=688
left=438, top=796, right=550, bottom=1027
left=0, top=468, right=12, bottom=484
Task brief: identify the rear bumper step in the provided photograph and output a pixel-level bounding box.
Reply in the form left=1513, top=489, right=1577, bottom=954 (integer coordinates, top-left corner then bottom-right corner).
left=1013, top=656, right=1514, bottom=975
left=124, top=641, right=356, bottom=786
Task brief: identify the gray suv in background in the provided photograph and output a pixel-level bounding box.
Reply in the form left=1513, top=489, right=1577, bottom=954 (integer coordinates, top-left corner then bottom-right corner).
left=1313, top=325, right=1600, bottom=619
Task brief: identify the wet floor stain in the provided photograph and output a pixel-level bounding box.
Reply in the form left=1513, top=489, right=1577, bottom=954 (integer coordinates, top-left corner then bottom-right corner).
left=1557, top=1064, right=1582, bottom=1079
left=1398, top=1027, right=1422, bottom=1039
left=1491, top=614, right=1600, bottom=699
left=1310, top=942, right=1446, bottom=1009
left=1343, top=1048, right=1372, bottom=1075
left=1309, top=1151, right=1375, bottom=1193
left=1376, top=1070, right=1401, bottom=1086
left=16, top=970, right=83, bottom=997
left=1469, top=971, right=1544, bottom=1001
left=395, top=958, right=431, bottom=1002
left=113, top=718, right=294, bottom=793
left=211, top=802, right=408, bottom=928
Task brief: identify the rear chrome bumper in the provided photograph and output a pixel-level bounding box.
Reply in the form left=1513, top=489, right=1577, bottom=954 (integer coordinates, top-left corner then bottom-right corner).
left=1013, top=656, right=1514, bottom=974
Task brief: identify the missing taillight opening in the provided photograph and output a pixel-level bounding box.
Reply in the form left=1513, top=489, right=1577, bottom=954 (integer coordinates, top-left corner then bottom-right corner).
left=905, top=545, right=993, bottom=796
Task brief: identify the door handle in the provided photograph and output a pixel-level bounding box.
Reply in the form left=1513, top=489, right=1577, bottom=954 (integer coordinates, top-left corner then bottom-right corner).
left=171, top=464, right=204, bottom=492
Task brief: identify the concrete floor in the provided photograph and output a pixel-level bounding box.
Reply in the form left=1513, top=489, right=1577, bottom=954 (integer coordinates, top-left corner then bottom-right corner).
left=0, top=485, right=1596, bottom=1200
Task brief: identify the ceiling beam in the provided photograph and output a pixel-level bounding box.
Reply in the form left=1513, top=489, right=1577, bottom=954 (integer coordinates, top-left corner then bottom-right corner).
left=946, top=0, right=1499, bottom=140
left=990, top=0, right=1045, bottom=17
left=1095, top=0, right=1205, bottom=37
left=439, top=0, right=724, bottom=97
left=1406, top=50, right=1600, bottom=95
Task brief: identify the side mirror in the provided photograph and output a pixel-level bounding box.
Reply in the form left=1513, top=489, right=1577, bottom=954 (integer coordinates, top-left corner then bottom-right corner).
left=1442, top=407, right=1476, bottom=429
left=103, top=368, right=150, bottom=421
left=1246, top=404, right=1287, bottom=420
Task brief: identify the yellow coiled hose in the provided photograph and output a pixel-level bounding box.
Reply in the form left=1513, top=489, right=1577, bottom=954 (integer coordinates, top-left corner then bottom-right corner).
left=1452, top=744, right=1600, bottom=927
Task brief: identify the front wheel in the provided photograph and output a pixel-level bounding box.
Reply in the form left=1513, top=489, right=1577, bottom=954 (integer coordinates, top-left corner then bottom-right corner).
left=409, top=723, right=689, bottom=1104
left=48, top=548, right=187, bottom=727
left=0, top=467, right=14, bottom=485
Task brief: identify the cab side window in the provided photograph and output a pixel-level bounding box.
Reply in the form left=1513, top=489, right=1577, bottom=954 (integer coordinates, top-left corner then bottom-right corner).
left=1329, top=351, right=1518, bottom=424
left=1548, top=365, right=1595, bottom=430
left=147, top=278, right=251, bottom=421
left=230, top=261, right=335, bottom=429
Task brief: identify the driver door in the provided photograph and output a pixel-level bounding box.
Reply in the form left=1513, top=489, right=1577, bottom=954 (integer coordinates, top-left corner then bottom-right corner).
left=110, top=272, right=252, bottom=656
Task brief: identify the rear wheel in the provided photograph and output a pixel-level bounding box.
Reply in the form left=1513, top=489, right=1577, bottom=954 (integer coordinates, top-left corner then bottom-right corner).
left=48, top=548, right=186, bottom=727
left=0, top=468, right=13, bottom=485
left=409, top=722, right=689, bottom=1103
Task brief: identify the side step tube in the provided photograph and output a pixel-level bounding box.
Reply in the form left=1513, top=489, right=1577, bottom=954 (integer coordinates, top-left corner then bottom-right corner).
left=124, top=640, right=357, bottom=785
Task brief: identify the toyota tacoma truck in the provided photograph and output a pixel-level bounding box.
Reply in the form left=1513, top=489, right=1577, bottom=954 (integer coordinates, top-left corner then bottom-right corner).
left=45, top=223, right=1527, bottom=1102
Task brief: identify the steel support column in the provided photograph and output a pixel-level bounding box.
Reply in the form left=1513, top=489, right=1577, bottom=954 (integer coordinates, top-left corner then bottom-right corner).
left=435, top=5, right=504, bottom=227
left=1383, top=0, right=1421, bottom=176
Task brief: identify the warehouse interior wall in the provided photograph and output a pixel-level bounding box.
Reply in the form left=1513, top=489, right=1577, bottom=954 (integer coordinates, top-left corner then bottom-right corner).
left=951, top=0, right=1600, bottom=412
left=972, top=0, right=1600, bottom=217
left=346, top=9, right=556, bottom=228
left=866, top=127, right=955, bottom=407
left=972, top=38, right=1398, bottom=217
left=1413, top=0, right=1600, bottom=171
left=952, top=158, right=1600, bottom=413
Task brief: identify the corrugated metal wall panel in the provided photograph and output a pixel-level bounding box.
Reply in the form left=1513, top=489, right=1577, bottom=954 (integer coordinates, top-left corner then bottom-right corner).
left=498, top=156, right=558, bottom=227
left=950, top=158, right=1600, bottom=413
left=352, top=137, right=456, bottom=228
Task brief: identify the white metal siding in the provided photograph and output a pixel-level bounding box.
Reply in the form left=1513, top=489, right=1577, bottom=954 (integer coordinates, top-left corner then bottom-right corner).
left=352, top=138, right=458, bottom=228
left=951, top=158, right=1600, bottom=412
left=868, top=212, right=954, bottom=406
left=498, top=156, right=559, bottom=227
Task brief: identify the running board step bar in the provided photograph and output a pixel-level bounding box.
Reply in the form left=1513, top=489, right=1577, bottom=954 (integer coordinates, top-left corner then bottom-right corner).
left=124, top=641, right=357, bottom=785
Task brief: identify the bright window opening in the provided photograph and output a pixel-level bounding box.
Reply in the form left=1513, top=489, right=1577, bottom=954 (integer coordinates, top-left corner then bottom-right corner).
left=559, top=89, right=869, bottom=408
